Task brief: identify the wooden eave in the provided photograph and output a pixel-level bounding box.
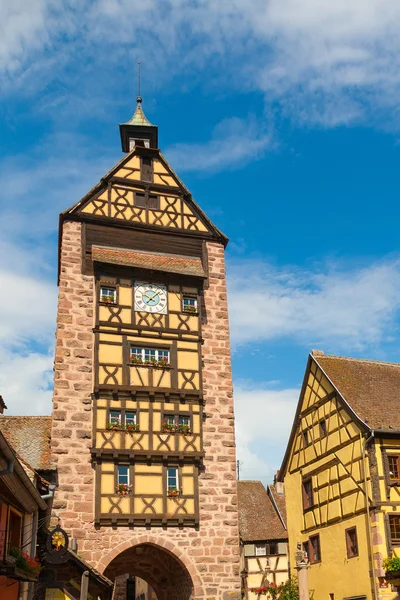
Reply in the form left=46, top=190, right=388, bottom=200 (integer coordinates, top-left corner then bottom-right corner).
left=58, top=147, right=228, bottom=284
left=277, top=353, right=370, bottom=481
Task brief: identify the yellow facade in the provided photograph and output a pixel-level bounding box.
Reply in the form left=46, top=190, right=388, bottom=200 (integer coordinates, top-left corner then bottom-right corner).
left=80, top=154, right=208, bottom=233
left=281, top=354, right=400, bottom=600
left=84, top=146, right=209, bottom=528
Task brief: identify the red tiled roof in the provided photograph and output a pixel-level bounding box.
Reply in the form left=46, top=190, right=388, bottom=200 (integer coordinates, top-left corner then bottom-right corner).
left=0, top=416, right=53, bottom=471
left=238, top=481, right=287, bottom=542
left=92, top=246, right=206, bottom=278
left=314, top=353, right=400, bottom=430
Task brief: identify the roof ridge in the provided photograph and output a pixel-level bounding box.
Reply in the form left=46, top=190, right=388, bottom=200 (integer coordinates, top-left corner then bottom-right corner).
left=316, top=354, right=400, bottom=368
left=0, top=415, right=51, bottom=419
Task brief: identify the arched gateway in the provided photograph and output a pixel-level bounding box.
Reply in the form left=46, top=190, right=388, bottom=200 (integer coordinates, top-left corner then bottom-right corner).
left=49, top=93, right=240, bottom=600
left=104, top=543, right=194, bottom=600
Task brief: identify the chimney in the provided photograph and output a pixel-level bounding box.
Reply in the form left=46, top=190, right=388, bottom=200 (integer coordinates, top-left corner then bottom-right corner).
left=0, top=396, right=7, bottom=415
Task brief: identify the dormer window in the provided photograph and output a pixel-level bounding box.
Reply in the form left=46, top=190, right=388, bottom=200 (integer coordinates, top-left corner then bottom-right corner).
left=100, top=287, right=117, bottom=305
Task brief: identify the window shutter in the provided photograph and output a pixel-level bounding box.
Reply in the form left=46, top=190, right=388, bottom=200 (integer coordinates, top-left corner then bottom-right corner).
left=277, top=542, right=287, bottom=555
left=244, top=544, right=255, bottom=557
left=141, top=157, right=153, bottom=183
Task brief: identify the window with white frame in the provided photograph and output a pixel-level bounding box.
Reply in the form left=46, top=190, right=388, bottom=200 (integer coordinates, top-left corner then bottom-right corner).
left=167, top=467, right=179, bottom=492
left=130, top=347, right=169, bottom=365
left=125, top=412, right=136, bottom=425
left=255, top=544, right=267, bottom=556
left=100, top=286, right=117, bottom=304
left=183, top=296, right=198, bottom=313
left=109, top=410, right=121, bottom=426
left=117, top=465, right=129, bottom=485
left=178, top=415, right=190, bottom=427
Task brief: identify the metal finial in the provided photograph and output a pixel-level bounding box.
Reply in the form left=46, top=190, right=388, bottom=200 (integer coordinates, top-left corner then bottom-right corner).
left=137, top=60, right=141, bottom=101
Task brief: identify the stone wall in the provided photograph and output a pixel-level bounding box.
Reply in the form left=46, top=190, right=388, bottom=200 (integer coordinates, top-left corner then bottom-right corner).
left=51, top=221, right=240, bottom=599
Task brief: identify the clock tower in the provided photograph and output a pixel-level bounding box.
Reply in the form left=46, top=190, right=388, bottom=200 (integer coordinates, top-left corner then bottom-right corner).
left=51, top=96, right=240, bottom=600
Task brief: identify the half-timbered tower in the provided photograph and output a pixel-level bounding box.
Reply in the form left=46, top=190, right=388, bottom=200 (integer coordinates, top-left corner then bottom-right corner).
left=51, top=96, right=240, bottom=600
left=279, top=350, right=400, bottom=600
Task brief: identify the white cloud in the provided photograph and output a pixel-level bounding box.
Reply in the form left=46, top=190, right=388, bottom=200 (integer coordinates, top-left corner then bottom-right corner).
left=165, top=117, right=273, bottom=172
left=3, top=1, right=400, bottom=129
left=228, top=258, right=400, bottom=349
left=0, top=349, right=53, bottom=415
left=235, top=384, right=299, bottom=483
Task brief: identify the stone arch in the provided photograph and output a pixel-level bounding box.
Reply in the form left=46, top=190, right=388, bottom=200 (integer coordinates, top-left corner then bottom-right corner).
left=100, top=537, right=203, bottom=600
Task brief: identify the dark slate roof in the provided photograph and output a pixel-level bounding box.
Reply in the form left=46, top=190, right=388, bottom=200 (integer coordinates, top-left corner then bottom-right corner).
left=92, top=246, right=206, bottom=278
left=314, top=352, right=400, bottom=431
left=237, top=481, right=287, bottom=543
left=0, top=416, right=53, bottom=471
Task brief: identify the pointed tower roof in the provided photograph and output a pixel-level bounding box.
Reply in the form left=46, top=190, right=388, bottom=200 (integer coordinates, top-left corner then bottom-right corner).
left=119, top=96, right=158, bottom=152
left=123, top=96, right=154, bottom=127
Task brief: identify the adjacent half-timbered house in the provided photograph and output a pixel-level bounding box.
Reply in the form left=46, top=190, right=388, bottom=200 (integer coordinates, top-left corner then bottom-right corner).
left=50, top=96, right=240, bottom=600
left=279, top=350, right=400, bottom=600
left=238, top=481, right=288, bottom=599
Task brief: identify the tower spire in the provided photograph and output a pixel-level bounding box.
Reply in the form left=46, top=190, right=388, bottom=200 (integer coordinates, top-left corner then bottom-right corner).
left=119, top=61, right=158, bottom=152
left=138, top=59, right=141, bottom=99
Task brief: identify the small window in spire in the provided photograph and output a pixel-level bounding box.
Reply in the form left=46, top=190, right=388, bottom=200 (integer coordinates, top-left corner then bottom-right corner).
left=129, top=138, right=150, bottom=150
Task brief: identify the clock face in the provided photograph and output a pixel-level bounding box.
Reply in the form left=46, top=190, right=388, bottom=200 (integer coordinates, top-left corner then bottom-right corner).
left=134, top=282, right=168, bottom=314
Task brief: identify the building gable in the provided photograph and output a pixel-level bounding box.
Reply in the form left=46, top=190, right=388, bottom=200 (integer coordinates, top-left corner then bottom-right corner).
left=280, top=354, right=368, bottom=479
left=64, top=148, right=226, bottom=243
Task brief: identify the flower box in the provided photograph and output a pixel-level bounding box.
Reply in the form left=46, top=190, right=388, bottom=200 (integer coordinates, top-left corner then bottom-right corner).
left=9, top=547, right=41, bottom=578
left=167, top=489, right=180, bottom=498
left=115, top=483, right=133, bottom=495
left=100, top=297, right=116, bottom=304
left=183, top=306, right=198, bottom=314
left=162, top=423, right=177, bottom=433
left=383, top=558, right=400, bottom=586
left=177, top=425, right=192, bottom=435
left=106, top=422, right=121, bottom=430
left=130, top=359, right=171, bottom=369
left=125, top=423, right=140, bottom=433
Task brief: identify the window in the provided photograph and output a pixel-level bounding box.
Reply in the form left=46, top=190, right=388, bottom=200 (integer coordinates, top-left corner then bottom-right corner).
left=109, top=410, right=121, bottom=426
left=183, top=296, right=198, bottom=313
left=129, top=138, right=150, bottom=150
left=125, top=412, right=136, bottom=425
left=303, top=428, right=310, bottom=447
left=388, top=456, right=400, bottom=480
left=268, top=542, right=278, bottom=555
left=167, top=467, right=179, bottom=493
left=8, top=510, right=22, bottom=550
left=134, top=192, right=159, bottom=209
left=100, top=286, right=117, bottom=304
left=389, top=515, right=400, bottom=544
left=117, top=466, right=129, bottom=485
left=134, top=193, right=147, bottom=208
left=319, top=419, right=327, bottom=438
left=255, top=544, right=267, bottom=556
left=345, top=527, right=358, bottom=558
left=178, top=415, right=190, bottom=427
left=165, top=415, right=175, bottom=426
left=302, top=478, right=314, bottom=509
left=130, top=347, right=170, bottom=366
left=309, top=534, right=321, bottom=563
left=141, top=157, right=153, bottom=183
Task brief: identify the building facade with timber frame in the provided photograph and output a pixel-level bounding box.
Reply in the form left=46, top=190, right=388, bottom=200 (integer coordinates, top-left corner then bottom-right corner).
left=50, top=95, right=240, bottom=600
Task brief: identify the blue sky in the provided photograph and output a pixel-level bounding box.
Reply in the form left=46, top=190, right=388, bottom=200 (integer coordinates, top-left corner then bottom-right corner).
left=2, top=0, right=400, bottom=484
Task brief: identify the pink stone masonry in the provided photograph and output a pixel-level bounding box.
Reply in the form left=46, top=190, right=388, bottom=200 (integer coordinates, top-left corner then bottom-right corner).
left=51, top=221, right=240, bottom=599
